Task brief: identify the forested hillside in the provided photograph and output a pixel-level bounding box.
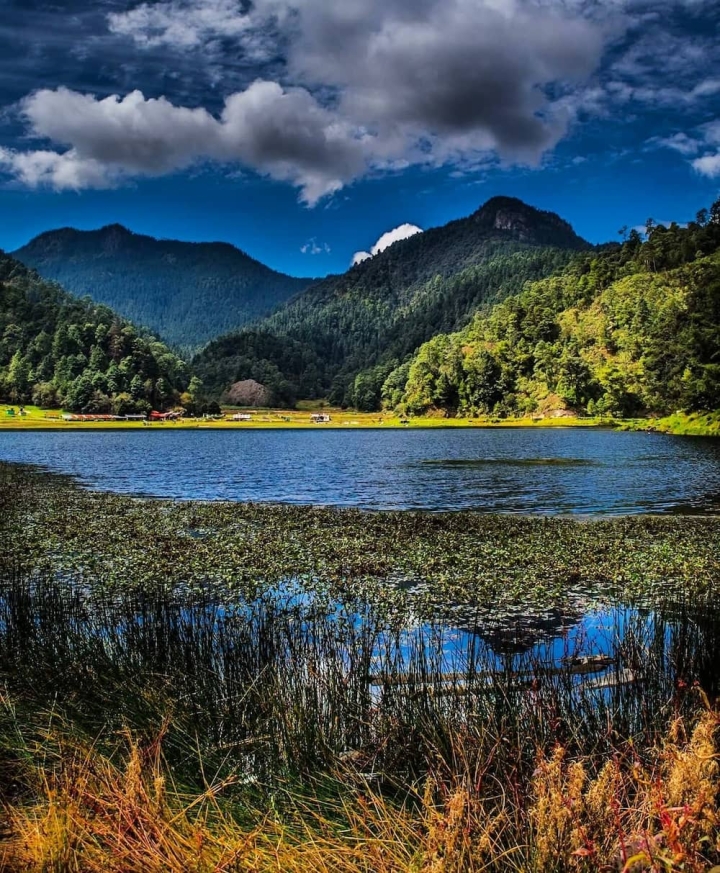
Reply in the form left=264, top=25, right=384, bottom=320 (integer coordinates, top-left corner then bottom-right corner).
left=14, top=224, right=311, bottom=353
left=194, top=197, right=589, bottom=408
left=391, top=204, right=720, bottom=418
left=0, top=251, right=191, bottom=414
left=11, top=196, right=716, bottom=419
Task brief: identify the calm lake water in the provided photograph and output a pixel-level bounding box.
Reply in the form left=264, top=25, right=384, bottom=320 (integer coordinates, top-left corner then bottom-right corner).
left=2, top=427, right=720, bottom=514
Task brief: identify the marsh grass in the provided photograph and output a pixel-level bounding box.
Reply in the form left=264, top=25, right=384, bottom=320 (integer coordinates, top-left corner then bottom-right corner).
left=0, top=569, right=719, bottom=869
left=1, top=697, right=717, bottom=871
left=1, top=463, right=719, bottom=870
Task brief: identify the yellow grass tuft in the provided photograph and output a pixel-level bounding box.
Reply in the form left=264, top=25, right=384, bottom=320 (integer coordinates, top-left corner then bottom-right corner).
left=529, top=708, right=720, bottom=872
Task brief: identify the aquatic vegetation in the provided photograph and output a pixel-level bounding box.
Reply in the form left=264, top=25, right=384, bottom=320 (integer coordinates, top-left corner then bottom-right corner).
left=1, top=461, right=719, bottom=870
left=2, top=463, right=720, bottom=617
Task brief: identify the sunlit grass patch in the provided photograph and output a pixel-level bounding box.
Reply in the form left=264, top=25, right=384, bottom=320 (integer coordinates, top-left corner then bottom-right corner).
left=2, top=706, right=717, bottom=873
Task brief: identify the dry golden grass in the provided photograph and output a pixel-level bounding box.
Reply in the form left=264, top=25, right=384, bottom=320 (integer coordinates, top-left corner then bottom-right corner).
left=1, top=709, right=718, bottom=873
left=529, top=706, right=720, bottom=872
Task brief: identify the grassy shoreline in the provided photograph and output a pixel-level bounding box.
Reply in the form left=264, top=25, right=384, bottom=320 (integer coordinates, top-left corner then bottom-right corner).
left=3, top=403, right=720, bottom=436
left=619, top=410, right=720, bottom=437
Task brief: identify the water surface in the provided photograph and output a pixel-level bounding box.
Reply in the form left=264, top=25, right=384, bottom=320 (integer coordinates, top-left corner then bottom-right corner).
left=2, top=427, right=719, bottom=514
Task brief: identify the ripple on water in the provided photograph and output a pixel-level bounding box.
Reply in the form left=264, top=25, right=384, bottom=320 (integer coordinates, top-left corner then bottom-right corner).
left=0, top=428, right=719, bottom=514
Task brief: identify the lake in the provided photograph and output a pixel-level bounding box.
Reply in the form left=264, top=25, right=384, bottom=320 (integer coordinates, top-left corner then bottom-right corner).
left=2, top=427, right=720, bottom=513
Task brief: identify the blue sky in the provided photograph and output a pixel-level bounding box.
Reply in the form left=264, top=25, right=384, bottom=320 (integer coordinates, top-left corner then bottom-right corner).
left=1, top=0, right=719, bottom=277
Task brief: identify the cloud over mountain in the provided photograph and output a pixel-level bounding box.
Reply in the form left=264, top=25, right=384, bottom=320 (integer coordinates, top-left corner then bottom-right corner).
left=0, top=83, right=368, bottom=204
left=352, top=223, right=423, bottom=265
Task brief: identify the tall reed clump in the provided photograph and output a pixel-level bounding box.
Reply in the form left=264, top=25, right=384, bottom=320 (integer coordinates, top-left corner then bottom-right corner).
left=1, top=706, right=718, bottom=872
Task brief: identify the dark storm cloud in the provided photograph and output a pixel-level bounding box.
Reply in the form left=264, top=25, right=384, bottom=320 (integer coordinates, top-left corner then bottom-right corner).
left=107, top=0, right=604, bottom=158
left=0, top=0, right=272, bottom=112
left=271, top=0, right=603, bottom=159
left=0, top=0, right=718, bottom=202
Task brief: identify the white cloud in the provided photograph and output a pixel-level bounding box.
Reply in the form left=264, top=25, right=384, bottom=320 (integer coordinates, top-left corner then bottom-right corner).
left=701, top=121, right=720, bottom=146
left=0, top=147, right=118, bottom=190
left=631, top=220, right=689, bottom=236
left=693, top=153, right=720, bottom=178
left=301, top=238, right=330, bottom=255
left=691, top=78, right=720, bottom=99
left=4, top=0, right=617, bottom=201
left=653, top=120, right=720, bottom=180
left=2, top=83, right=369, bottom=204
left=5, top=0, right=717, bottom=204
left=22, top=88, right=215, bottom=174
left=108, top=0, right=254, bottom=50
left=652, top=132, right=701, bottom=156
left=279, top=0, right=604, bottom=162
left=352, top=223, right=423, bottom=265
left=371, top=224, right=424, bottom=254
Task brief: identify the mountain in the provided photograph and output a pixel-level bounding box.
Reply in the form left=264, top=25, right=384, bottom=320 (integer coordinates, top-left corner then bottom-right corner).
left=193, top=197, right=591, bottom=408
left=0, top=250, right=193, bottom=414
left=392, top=201, right=720, bottom=418
left=13, top=224, right=312, bottom=354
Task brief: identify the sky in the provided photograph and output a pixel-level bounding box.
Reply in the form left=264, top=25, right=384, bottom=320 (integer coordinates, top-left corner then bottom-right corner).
left=0, top=0, right=719, bottom=277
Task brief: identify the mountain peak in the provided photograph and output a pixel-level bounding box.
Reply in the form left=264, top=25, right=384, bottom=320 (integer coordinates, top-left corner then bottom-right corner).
left=98, top=223, right=133, bottom=236
left=13, top=225, right=312, bottom=352
left=472, top=196, right=588, bottom=249
left=95, top=223, right=135, bottom=254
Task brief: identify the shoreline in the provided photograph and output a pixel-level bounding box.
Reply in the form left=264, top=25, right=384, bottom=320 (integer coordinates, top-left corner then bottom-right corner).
left=2, top=404, right=719, bottom=436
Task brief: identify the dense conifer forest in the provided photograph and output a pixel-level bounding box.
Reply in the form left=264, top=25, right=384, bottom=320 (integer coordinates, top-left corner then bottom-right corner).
left=195, top=198, right=720, bottom=416
left=393, top=204, right=720, bottom=417
left=0, top=251, right=190, bottom=413
left=194, top=197, right=589, bottom=407
left=14, top=224, right=311, bottom=354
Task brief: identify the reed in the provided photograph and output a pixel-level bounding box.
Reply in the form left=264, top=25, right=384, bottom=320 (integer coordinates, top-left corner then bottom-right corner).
left=1, top=463, right=719, bottom=870
left=1, top=703, right=717, bottom=872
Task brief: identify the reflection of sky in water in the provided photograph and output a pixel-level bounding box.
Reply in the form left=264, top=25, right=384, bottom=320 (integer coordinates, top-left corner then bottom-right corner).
left=364, top=604, right=704, bottom=699
left=373, top=607, right=642, bottom=668
left=2, top=428, right=720, bottom=514
left=265, top=580, right=682, bottom=690
left=71, top=578, right=720, bottom=701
